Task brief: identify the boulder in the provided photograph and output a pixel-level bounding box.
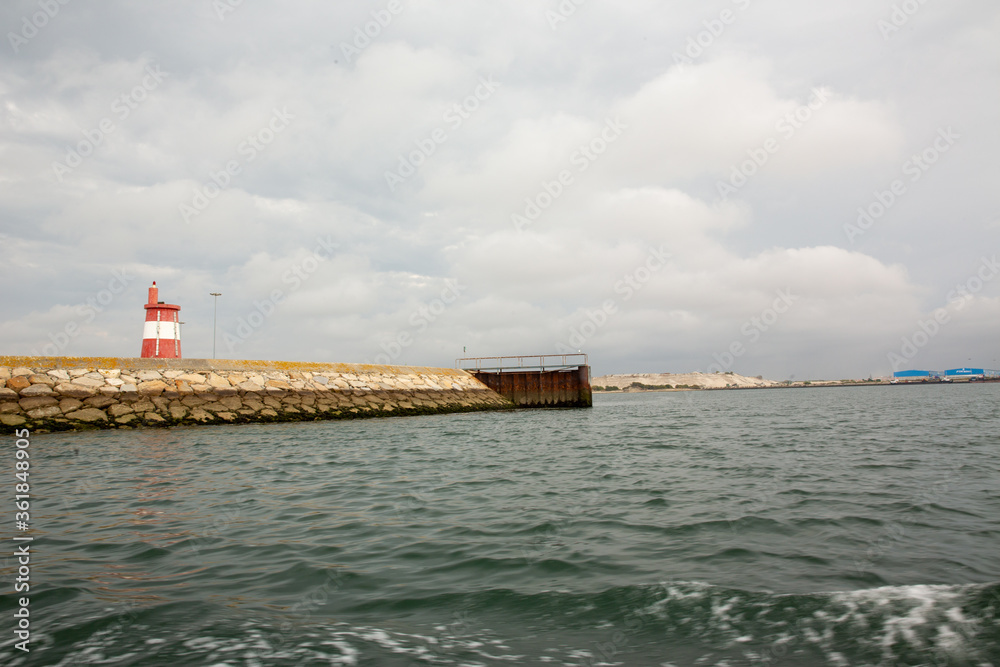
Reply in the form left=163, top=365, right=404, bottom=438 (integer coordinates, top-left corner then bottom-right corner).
left=54, top=383, right=97, bottom=399
left=6, top=376, right=31, bottom=391
left=63, top=408, right=108, bottom=423
left=108, top=404, right=134, bottom=418
left=138, top=380, right=169, bottom=396
left=20, top=384, right=55, bottom=397
left=84, top=396, right=117, bottom=409
left=59, top=398, right=84, bottom=413
left=28, top=405, right=62, bottom=419
left=220, top=396, right=242, bottom=410
left=71, top=376, right=107, bottom=388
left=19, top=396, right=59, bottom=411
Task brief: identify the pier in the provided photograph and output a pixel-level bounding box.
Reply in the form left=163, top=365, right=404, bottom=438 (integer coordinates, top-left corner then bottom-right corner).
left=457, top=354, right=592, bottom=408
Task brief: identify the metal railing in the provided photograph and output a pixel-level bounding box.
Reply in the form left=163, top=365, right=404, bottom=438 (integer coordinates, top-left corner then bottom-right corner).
left=456, top=353, right=588, bottom=373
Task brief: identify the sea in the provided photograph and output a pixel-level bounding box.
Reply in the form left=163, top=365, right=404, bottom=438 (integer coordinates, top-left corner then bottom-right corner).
left=3, top=384, right=999, bottom=666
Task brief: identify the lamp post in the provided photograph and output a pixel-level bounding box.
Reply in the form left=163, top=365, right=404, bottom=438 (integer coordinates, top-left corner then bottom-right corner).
left=210, top=292, right=221, bottom=358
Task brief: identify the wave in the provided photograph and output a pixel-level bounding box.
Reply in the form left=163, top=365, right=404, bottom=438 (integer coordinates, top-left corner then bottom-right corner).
left=5, top=580, right=997, bottom=666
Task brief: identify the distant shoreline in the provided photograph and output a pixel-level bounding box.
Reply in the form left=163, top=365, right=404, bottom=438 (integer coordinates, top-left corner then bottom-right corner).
left=594, top=378, right=1000, bottom=393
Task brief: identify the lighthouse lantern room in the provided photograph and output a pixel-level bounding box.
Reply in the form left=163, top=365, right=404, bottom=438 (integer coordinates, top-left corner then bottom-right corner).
left=140, top=281, right=182, bottom=358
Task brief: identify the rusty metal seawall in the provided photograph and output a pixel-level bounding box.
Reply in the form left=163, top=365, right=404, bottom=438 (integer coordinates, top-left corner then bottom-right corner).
left=458, top=355, right=593, bottom=409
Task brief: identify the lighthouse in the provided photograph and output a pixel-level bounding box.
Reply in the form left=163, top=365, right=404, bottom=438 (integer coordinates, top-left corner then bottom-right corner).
left=140, top=282, right=182, bottom=358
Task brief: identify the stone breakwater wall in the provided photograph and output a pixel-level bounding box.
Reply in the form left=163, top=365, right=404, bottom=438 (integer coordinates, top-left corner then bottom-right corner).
left=0, top=357, right=513, bottom=433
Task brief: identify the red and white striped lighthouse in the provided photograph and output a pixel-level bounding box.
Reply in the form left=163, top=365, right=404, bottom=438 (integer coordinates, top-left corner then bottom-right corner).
left=140, top=281, right=182, bottom=358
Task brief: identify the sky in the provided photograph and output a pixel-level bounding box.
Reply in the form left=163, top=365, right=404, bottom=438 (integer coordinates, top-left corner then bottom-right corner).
left=1, top=0, right=998, bottom=380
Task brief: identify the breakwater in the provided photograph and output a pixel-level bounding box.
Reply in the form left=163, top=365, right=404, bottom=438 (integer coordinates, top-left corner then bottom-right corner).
left=0, top=356, right=513, bottom=433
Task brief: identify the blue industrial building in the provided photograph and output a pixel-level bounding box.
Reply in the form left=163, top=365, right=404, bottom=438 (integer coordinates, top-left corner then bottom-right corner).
left=893, top=368, right=1000, bottom=381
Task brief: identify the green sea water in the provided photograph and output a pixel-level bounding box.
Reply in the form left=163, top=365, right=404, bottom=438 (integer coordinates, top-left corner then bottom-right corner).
left=3, top=384, right=999, bottom=666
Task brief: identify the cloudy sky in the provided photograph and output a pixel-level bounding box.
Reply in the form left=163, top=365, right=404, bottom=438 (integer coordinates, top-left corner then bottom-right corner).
left=1, top=0, right=998, bottom=380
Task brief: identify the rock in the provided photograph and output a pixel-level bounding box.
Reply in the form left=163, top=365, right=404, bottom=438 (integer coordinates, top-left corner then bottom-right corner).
left=137, top=370, right=163, bottom=381
left=263, top=397, right=282, bottom=409
left=1, top=415, right=27, bottom=426
left=28, top=374, right=56, bottom=386
left=119, top=384, right=138, bottom=397
left=243, top=400, right=264, bottom=412
left=105, top=377, right=125, bottom=387
left=189, top=408, right=212, bottom=422
left=7, top=376, right=31, bottom=391
left=54, top=383, right=97, bottom=398
left=208, top=374, right=231, bottom=389
left=265, top=380, right=292, bottom=390
left=131, top=400, right=156, bottom=413
left=0, top=388, right=18, bottom=400
left=260, top=409, right=278, bottom=418
left=84, top=372, right=104, bottom=380
left=1, top=403, right=23, bottom=414
left=190, top=383, right=212, bottom=393
left=152, top=397, right=170, bottom=412
left=138, top=380, right=169, bottom=396
left=84, top=396, right=117, bottom=409
left=20, top=384, right=55, bottom=397
left=248, top=374, right=265, bottom=386
left=99, top=369, right=121, bottom=379
left=63, top=408, right=108, bottom=422
left=0, top=367, right=10, bottom=380
left=71, top=376, right=106, bottom=388
left=216, top=411, right=236, bottom=421
left=12, top=367, right=33, bottom=377
left=181, top=396, right=207, bottom=408
left=19, top=396, right=59, bottom=411
left=116, top=415, right=137, bottom=425
left=143, top=413, right=166, bottom=424
left=68, top=369, right=90, bottom=377
left=220, top=396, right=242, bottom=410
left=47, top=369, right=70, bottom=381
left=169, top=405, right=188, bottom=420
left=121, top=375, right=138, bottom=385
left=108, top=404, right=134, bottom=418
left=59, top=398, right=84, bottom=413
left=163, top=370, right=184, bottom=379
left=313, top=375, right=329, bottom=385
left=28, top=405, right=62, bottom=419
left=99, top=386, right=121, bottom=396
left=177, top=374, right=206, bottom=385
left=239, top=381, right=265, bottom=393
